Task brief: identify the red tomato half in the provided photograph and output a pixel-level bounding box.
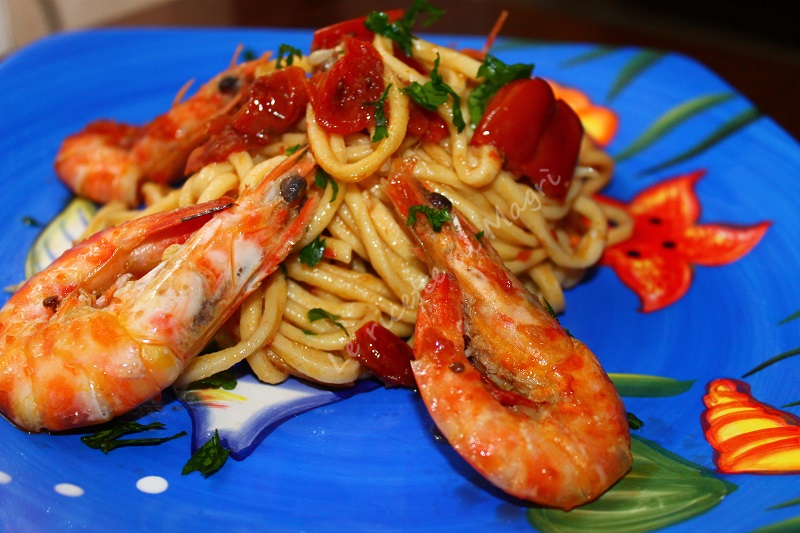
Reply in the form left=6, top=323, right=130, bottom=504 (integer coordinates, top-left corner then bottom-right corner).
left=231, top=65, right=309, bottom=137
left=346, top=321, right=415, bottom=388
left=309, top=37, right=385, bottom=135
left=311, top=10, right=404, bottom=51
left=471, top=78, right=583, bottom=199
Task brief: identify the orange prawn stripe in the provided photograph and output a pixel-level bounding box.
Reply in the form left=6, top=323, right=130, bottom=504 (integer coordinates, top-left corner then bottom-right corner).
left=702, top=378, right=800, bottom=473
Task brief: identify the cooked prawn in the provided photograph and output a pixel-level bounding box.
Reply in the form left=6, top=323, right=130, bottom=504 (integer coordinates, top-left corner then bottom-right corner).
left=384, top=166, right=632, bottom=510
left=0, top=149, right=319, bottom=432
left=54, top=53, right=269, bottom=206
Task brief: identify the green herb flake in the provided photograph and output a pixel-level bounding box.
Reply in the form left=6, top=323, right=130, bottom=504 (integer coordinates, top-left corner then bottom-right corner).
left=403, top=55, right=465, bottom=132
left=475, top=231, right=485, bottom=240
left=276, top=44, right=302, bottom=68
left=364, top=0, right=444, bottom=56
left=364, top=84, right=392, bottom=142
left=81, top=421, right=187, bottom=454
left=467, top=54, right=534, bottom=125
left=299, top=236, right=327, bottom=268
left=406, top=205, right=450, bottom=232
left=21, top=216, right=42, bottom=228
left=314, top=168, right=339, bottom=202
left=186, top=369, right=238, bottom=391
left=627, top=412, right=644, bottom=430
left=242, top=48, right=257, bottom=61
left=182, top=429, right=230, bottom=477
left=308, top=307, right=349, bottom=337
left=284, top=143, right=303, bottom=156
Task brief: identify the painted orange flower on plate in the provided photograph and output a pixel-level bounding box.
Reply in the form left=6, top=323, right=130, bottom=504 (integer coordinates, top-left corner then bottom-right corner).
left=599, top=170, right=770, bottom=312
left=703, top=378, right=800, bottom=474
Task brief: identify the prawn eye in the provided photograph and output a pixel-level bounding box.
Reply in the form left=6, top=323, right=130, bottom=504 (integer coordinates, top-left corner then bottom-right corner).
left=218, top=75, right=241, bottom=94
left=280, top=174, right=307, bottom=203
left=428, top=192, right=452, bottom=212
left=42, top=295, right=59, bottom=310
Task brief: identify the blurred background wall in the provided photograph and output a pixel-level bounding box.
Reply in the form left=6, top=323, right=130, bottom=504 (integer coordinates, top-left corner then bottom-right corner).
left=0, top=0, right=170, bottom=55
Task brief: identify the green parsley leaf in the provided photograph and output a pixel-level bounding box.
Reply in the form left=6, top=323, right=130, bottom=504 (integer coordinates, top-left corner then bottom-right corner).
left=276, top=44, right=302, bottom=68
left=403, top=55, right=465, bottom=132
left=81, top=421, right=187, bottom=454
left=299, top=236, right=327, bottom=268
left=627, top=412, right=644, bottom=430
left=406, top=205, right=450, bottom=232
left=475, top=231, right=484, bottom=240
left=182, top=429, right=230, bottom=477
left=365, top=0, right=444, bottom=56
left=542, top=298, right=572, bottom=337
left=308, top=308, right=349, bottom=337
left=242, top=47, right=257, bottom=61
left=364, top=84, right=392, bottom=142
left=314, top=168, right=339, bottom=202
left=284, top=143, right=303, bottom=156
left=186, top=369, right=237, bottom=391
left=467, top=54, right=534, bottom=125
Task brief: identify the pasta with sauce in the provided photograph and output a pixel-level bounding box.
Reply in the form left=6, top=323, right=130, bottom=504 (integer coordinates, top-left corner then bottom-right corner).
left=70, top=16, right=631, bottom=388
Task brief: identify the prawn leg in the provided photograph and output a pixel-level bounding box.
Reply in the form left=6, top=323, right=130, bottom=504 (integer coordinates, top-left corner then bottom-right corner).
left=385, top=168, right=631, bottom=509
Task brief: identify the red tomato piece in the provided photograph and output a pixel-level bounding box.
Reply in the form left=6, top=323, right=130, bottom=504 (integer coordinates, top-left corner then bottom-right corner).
left=231, top=65, right=309, bottom=137
left=346, top=321, right=415, bottom=388
left=407, top=105, right=448, bottom=144
left=309, top=38, right=386, bottom=135
left=311, top=10, right=404, bottom=51
left=471, top=78, right=583, bottom=199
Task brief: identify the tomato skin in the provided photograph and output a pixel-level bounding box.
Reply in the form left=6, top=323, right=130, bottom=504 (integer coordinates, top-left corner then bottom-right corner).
left=230, top=65, right=309, bottom=137
left=311, top=10, right=404, bottom=51
left=185, top=66, right=309, bottom=173
left=309, top=38, right=386, bottom=135
left=471, top=78, right=583, bottom=199
left=346, top=321, right=415, bottom=388
left=407, top=105, right=448, bottom=144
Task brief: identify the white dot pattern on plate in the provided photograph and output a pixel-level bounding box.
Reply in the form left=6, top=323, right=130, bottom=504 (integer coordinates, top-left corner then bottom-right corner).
left=54, top=483, right=84, bottom=497
left=136, top=475, right=169, bottom=494
left=0, top=471, right=11, bottom=484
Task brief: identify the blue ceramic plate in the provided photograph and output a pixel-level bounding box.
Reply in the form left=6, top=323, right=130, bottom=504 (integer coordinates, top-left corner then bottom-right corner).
left=1, top=28, right=799, bottom=531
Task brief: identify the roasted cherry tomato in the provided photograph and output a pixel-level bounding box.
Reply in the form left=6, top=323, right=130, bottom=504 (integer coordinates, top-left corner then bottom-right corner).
left=231, top=65, right=309, bottom=137
left=471, top=78, right=583, bottom=199
left=311, top=10, right=404, bottom=51
left=309, top=37, right=385, bottom=135
left=346, top=321, right=415, bottom=388
left=407, top=105, right=448, bottom=144
left=185, top=66, right=309, bottom=173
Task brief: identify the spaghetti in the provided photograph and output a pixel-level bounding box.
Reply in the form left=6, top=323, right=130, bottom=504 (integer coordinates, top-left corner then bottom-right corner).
left=75, top=28, right=630, bottom=388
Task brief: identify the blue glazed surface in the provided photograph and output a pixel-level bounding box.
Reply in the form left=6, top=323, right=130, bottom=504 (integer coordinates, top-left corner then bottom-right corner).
left=1, top=28, right=799, bottom=531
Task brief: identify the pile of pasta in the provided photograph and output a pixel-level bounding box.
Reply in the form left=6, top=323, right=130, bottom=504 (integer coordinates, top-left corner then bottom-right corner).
left=81, top=33, right=631, bottom=388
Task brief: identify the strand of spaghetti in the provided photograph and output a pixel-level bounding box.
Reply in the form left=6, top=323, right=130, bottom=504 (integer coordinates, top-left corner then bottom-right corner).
left=412, top=38, right=483, bottom=80
left=600, top=202, right=634, bottom=246
left=505, top=248, right=549, bottom=274
left=344, top=186, right=417, bottom=299
left=529, top=262, right=567, bottom=312
left=295, top=174, right=345, bottom=248
left=247, top=349, right=289, bottom=384
left=287, top=279, right=371, bottom=319
left=367, top=198, right=419, bottom=262
left=174, top=272, right=287, bottom=386
left=327, top=214, right=369, bottom=259
left=269, top=332, right=361, bottom=384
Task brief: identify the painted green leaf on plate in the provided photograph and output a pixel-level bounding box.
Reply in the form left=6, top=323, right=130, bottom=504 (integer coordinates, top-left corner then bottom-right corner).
left=24, top=197, right=96, bottom=278
left=527, top=436, right=737, bottom=533
left=607, top=49, right=665, bottom=102
left=609, top=373, right=694, bottom=397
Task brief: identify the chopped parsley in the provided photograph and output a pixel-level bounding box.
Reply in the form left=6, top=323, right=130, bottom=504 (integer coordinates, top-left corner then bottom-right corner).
left=314, top=167, right=339, bottom=202
left=475, top=231, right=485, bottom=240
left=299, top=235, right=327, bottom=268
left=627, top=412, right=644, bottom=430
left=276, top=43, right=302, bottom=68
left=308, top=308, right=349, bottom=337
left=467, top=54, right=534, bottom=125
left=81, top=421, right=186, bottom=454
left=186, top=369, right=237, bottom=391
left=364, top=84, right=392, bottom=142
left=364, top=0, right=444, bottom=56
left=403, top=54, right=465, bottom=132
left=242, top=47, right=257, bottom=61
left=407, top=204, right=450, bottom=232
left=182, top=429, right=230, bottom=477
left=284, top=143, right=303, bottom=156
